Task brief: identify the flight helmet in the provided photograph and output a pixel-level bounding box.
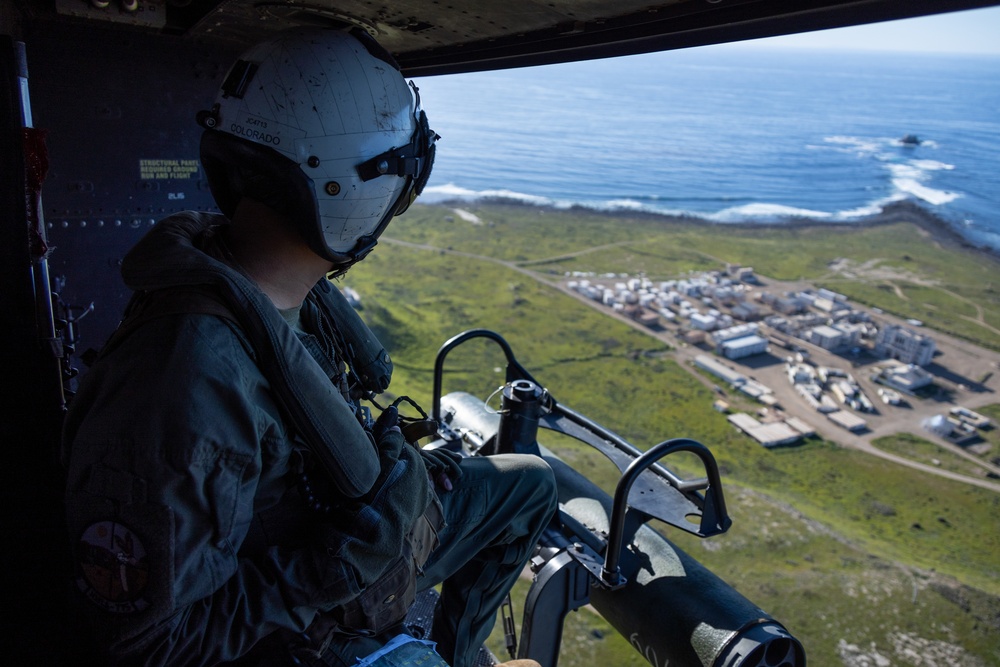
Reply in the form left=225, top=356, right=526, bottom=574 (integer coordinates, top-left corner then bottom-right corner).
left=198, top=28, right=436, bottom=268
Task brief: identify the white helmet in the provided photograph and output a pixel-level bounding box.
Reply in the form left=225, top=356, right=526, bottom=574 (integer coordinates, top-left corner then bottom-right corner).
left=198, top=28, right=436, bottom=267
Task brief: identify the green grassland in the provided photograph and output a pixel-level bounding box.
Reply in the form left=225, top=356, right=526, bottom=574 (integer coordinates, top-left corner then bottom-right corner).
left=872, top=433, right=994, bottom=478
left=345, top=203, right=1000, bottom=666
left=385, top=203, right=1000, bottom=351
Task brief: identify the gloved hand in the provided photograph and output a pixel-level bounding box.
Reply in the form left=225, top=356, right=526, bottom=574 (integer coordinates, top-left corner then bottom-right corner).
left=419, top=447, right=464, bottom=491
left=372, top=405, right=399, bottom=442
left=321, top=407, right=429, bottom=575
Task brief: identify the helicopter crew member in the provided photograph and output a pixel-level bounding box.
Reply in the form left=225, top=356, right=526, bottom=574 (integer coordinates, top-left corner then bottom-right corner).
left=61, top=28, right=557, bottom=667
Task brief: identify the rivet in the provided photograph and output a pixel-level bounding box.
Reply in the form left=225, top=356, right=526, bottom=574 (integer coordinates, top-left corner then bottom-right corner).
left=377, top=160, right=389, bottom=174
left=307, top=156, right=320, bottom=168
left=325, top=181, right=341, bottom=196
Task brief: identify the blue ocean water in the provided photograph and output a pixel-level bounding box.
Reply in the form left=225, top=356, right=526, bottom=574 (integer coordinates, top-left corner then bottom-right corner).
left=413, top=47, right=1000, bottom=252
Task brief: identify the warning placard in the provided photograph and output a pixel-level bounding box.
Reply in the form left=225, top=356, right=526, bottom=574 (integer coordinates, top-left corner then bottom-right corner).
left=139, top=159, right=200, bottom=180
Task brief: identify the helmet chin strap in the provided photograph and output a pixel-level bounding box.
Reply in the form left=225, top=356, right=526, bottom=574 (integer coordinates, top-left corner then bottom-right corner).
left=336, top=234, right=379, bottom=270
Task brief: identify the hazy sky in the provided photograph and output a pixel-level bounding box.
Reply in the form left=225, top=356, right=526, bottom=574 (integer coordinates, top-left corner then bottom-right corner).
left=737, top=5, right=1000, bottom=54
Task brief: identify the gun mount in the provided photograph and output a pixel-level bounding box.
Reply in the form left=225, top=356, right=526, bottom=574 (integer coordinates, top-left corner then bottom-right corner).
left=422, top=329, right=806, bottom=667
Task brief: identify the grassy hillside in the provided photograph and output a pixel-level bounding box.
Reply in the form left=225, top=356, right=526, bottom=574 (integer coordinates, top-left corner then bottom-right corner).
left=345, top=203, right=1000, bottom=667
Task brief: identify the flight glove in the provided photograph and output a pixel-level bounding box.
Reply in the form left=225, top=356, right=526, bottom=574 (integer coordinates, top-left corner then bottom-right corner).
left=419, top=447, right=464, bottom=491
left=321, top=406, right=431, bottom=585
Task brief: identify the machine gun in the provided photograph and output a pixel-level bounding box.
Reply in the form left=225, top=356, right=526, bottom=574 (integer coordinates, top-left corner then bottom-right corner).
left=410, top=329, right=805, bottom=667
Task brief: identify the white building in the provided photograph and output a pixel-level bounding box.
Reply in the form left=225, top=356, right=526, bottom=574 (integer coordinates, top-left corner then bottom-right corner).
left=812, top=296, right=850, bottom=314
left=738, top=379, right=774, bottom=400
left=694, top=355, right=746, bottom=387
left=719, top=335, right=769, bottom=360
left=785, top=417, right=816, bottom=437
left=875, top=324, right=936, bottom=366
left=949, top=406, right=992, bottom=429
left=877, top=364, right=934, bottom=395
left=809, top=324, right=847, bottom=350
left=817, top=288, right=848, bottom=302
left=819, top=395, right=840, bottom=414
left=727, top=413, right=802, bottom=448
left=711, top=323, right=760, bottom=345
left=807, top=323, right=860, bottom=350
left=690, top=313, right=718, bottom=331
left=731, top=302, right=763, bottom=321
left=827, top=410, right=867, bottom=432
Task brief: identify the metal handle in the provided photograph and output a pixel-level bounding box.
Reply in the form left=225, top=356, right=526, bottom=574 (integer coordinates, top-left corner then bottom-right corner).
left=432, top=328, right=540, bottom=422
left=601, top=438, right=728, bottom=587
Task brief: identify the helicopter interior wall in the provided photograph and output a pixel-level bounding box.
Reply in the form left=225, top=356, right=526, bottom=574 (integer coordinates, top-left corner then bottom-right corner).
left=30, top=23, right=235, bottom=366
left=0, top=27, right=235, bottom=664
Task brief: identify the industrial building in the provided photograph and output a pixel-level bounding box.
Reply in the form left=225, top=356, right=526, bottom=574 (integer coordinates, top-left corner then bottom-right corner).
left=731, top=302, right=763, bottom=321
left=784, top=417, right=816, bottom=437
left=738, top=379, right=774, bottom=401
left=949, top=406, right=992, bottom=429
left=808, top=323, right=861, bottom=351
left=690, top=312, right=718, bottom=331
left=694, top=355, right=746, bottom=387
left=809, top=324, right=847, bottom=350
left=923, top=414, right=980, bottom=445
left=719, top=335, right=769, bottom=359
left=711, top=323, right=760, bottom=344
left=710, top=323, right=769, bottom=359
left=875, top=364, right=934, bottom=395
left=826, top=410, right=867, bottom=433
left=812, top=296, right=850, bottom=314
left=875, top=324, right=936, bottom=367
left=727, top=413, right=803, bottom=448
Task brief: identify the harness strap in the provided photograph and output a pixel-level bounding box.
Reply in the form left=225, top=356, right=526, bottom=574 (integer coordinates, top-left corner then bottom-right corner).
left=99, top=283, right=382, bottom=498
left=100, top=285, right=248, bottom=361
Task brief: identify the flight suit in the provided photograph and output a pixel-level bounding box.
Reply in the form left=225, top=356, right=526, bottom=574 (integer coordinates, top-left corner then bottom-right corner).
left=62, top=211, right=558, bottom=667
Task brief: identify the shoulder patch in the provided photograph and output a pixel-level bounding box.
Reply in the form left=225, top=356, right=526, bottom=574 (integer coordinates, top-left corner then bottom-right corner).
left=76, top=520, right=151, bottom=613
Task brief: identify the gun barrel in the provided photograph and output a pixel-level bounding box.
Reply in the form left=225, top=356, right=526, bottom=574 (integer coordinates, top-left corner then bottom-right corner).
left=546, top=455, right=805, bottom=667
left=439, top=390, right=805, bottom=666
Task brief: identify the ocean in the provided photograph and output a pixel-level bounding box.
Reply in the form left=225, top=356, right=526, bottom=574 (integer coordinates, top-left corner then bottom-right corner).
left=412, top=47, right=1000, bottom=252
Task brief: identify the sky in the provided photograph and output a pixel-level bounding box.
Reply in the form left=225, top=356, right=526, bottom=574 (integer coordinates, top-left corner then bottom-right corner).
left=735, top=5, right=1000, bottom=54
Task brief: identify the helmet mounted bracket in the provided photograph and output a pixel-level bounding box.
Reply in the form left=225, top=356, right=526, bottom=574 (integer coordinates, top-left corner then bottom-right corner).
left=221, top=60, right=258, bottom=99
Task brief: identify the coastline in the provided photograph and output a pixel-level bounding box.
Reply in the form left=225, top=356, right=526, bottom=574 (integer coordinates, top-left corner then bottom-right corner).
left=429, top=196, right=1000, bottom=264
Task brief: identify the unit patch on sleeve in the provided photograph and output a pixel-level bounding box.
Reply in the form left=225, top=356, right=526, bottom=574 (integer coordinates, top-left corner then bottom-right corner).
left=76, top=520, right=151, bottom=613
